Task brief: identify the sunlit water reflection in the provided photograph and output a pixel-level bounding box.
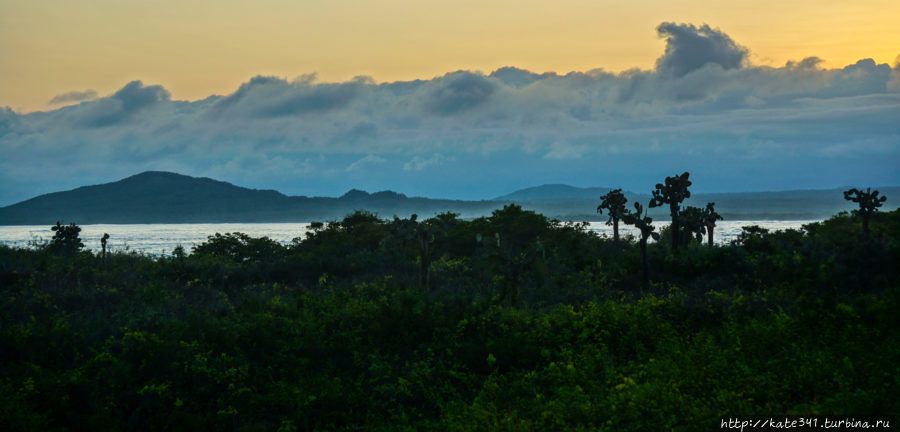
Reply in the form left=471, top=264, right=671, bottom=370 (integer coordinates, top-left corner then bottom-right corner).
left=0, top=220, right=818, bottom=256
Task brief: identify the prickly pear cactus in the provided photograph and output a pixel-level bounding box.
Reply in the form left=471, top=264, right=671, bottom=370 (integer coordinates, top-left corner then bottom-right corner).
left=843, top=187, right=887, bottom=237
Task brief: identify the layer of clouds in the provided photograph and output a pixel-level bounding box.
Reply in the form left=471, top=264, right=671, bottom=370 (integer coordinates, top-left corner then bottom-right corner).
left=2, top=23, right=898, bottom=204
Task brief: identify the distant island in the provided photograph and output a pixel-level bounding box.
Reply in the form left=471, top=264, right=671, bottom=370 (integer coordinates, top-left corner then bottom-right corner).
left=0, top=171, right=896, bottom=224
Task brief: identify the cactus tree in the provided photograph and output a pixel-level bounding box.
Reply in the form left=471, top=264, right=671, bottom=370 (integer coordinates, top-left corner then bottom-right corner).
left=649, top=172, right=692, bottom=252
left=101, top=233, right=110, bottom=259
left=597, top=188, right=629, bottom=241
left=843, top=187, right=887, bottom=237
left=701, top=202, right=723, bottom=247
left=624, top=202, right=660, bottom=292
left=49, top=221, right=84, bottom=255
left=678, top=206, right=707, bottom=246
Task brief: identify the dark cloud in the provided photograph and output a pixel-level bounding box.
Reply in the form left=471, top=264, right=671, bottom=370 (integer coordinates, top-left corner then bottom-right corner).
left=656, top=22, right=748, bottom=77
left=426, top=71, right=497, bottom=115
left=114, top=80, right=170, bottom=109
left=381, top=80, right=427, bottom=96
left=49, top=89, right=98, bottom=105
left=821, top=59, right=893, bottom=98
left=213, top=75, right=282, bottom=112
left=76, top=81, right=170, bottom=127
left=786, top=56, right=823, bottom=69
left=262, top=82, right=363, bottom=117
left=212, top=75, right=366, bottom=118
left=489, top=67, right=557, bottom=88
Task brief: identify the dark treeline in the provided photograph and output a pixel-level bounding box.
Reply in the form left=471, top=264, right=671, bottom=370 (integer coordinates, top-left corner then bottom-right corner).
left=1, top=182, right=898, bottom=430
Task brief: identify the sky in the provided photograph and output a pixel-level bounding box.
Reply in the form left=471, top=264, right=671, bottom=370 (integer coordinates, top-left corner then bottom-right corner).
left=1, top=0, right=899, bottom=205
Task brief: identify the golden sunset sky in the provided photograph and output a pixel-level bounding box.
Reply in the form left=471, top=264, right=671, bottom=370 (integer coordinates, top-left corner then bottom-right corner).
left=1, top=0, right=898, bottom=112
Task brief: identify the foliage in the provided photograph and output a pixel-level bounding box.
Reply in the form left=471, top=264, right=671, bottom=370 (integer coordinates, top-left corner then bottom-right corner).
left=48, top=221, right=84, bottom=255
left=1, top=208, right=898, bottom=430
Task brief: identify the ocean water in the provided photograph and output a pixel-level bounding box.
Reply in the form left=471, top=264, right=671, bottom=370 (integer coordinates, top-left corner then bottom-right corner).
left=0, top=220, right=818, bottom=256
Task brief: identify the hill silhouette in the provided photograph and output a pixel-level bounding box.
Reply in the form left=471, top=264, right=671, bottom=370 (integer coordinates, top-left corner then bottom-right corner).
left=493, top=184, right=614, bottom=201
left=1, top=172, right=897, bottom=224
left=0, top=172, right=500, bottom=224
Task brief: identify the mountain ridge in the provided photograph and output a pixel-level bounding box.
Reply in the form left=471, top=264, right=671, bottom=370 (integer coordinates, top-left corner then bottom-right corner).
left=2, top=171, right=898, bottom=225
left=493, top=184, right=616, bottom=201
left=0, top=171, right=502, bottom=224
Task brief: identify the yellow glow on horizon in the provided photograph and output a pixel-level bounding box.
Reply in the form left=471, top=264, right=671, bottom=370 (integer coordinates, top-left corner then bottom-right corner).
left=1, top=0, right=898, bottom=112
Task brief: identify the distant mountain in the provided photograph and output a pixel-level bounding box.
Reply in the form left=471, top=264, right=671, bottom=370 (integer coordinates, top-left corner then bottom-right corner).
left=0, top=171, right=502, bottom=225
left=494, top=184, right=614, bottom=201
left=2, top=172, right=897, bottom=225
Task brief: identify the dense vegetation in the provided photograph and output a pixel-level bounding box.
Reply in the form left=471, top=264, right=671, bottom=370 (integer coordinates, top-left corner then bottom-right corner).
left=1, top=202, right=898, bottom=430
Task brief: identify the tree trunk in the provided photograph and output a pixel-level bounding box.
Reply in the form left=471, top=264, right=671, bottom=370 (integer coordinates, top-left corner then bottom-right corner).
left=707, top=225, right=714, bottom=247
left=862, top=214, right=870, bottom=238
left=613, top=219, right=619, bottom=242
left=640, top=240, right=649, bottom=293
left=671, top=215, right=680, bottom=252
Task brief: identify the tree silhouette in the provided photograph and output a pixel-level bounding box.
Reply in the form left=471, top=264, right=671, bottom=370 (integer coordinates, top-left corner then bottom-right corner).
left=597, top=188, right=629, bottom=241
left=702, top=202, right=723, bottom=247
left=843, top=188, right=887, bottom=238
left=49, top=221, right=84, bottom=255
left=623, top=202, right=660, bottom=292
left=678, top=206, right=707, bottom=246
left=101, top=233, right=110, bottom=259
left=649, top=172, right=692, bottom=252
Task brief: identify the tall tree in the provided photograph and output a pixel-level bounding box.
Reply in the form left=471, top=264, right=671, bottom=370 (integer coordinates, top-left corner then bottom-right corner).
left=649, top=172, right=692, bottom=252
left=101, top=233, right=110, bottom=259
left=624, top=202, right=660, bottom=292
left=597, top=188, right=629, bottom=241
left=702, top=202, right=723, bottom=247
left=843, top=188, right=887, bottom=238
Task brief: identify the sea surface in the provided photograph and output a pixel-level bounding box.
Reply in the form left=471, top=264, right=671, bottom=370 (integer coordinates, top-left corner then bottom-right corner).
left=0, top=220, right=818, bottom=256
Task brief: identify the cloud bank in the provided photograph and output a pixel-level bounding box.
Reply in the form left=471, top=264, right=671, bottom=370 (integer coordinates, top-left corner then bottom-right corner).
left=1, top=23, right=898, bottom=205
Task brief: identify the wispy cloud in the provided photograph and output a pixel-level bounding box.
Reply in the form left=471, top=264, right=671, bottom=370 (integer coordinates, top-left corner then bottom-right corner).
left=49, top=89, right=98, bottom=105
left=403, top=154, right=453, bottom=172
left=347, top=154, right=387, bottom=171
